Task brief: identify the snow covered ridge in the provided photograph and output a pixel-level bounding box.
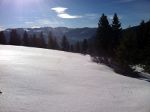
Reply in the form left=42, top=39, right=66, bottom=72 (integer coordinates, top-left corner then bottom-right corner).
left=0, top=45, right=150, bottom=112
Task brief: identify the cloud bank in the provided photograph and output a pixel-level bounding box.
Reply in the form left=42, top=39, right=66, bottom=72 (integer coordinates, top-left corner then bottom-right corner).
left=51, top=7, right=82, bottom=19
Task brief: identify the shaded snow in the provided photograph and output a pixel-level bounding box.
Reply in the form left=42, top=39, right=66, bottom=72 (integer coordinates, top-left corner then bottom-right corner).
left=0, top=45, right=150, bottom=112
left=133, top=66, right=150, bottom=80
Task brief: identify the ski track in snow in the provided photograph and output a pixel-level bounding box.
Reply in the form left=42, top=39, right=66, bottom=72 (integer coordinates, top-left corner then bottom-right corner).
left=0, top=45, right=150, bottom=112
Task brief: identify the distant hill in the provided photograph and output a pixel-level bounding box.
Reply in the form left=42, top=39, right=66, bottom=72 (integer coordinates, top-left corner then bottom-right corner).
left=124, top=21, right=150, bottom=32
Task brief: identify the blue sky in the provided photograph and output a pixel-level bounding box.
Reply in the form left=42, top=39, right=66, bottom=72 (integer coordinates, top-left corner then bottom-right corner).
left=0, top=0, right=150, bottom=30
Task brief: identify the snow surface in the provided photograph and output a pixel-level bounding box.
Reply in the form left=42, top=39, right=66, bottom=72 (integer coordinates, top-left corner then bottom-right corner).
left=0, top=45, right=150, bottom=112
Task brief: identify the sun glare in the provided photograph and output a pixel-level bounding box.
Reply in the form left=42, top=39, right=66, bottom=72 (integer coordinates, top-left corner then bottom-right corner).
left=2, top=0, right=42, bottom=8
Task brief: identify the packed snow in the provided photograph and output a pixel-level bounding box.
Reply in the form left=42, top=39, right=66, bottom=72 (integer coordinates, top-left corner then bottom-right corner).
left=0, top=45, right=150, bottom=112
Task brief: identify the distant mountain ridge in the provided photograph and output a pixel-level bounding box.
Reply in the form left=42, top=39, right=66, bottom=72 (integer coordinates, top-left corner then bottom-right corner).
left=4, top=27, right=97, bottom=43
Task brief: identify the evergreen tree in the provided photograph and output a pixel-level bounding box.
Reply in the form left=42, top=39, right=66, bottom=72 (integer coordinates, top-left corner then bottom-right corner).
left=9, top=29, right=21, bottom=45
left=112, top=13, right=122, bottom=53
left=142, top=21, right=150, bottom=72
left=39, top=32, right=46, bottom=48
left=81, top=39, right=88, bottom=54
left=136, top=20, right=149, bottom=63
left=22, top=31, right=29, bottom=46
left=31, top=34, right=37, bottom=47
left=27, top=34, right=33, bottom=47
left=96, top=13, right=111, bottom=57
left=36, top=32, right=46, bottom=48
left=144, top=36, right=150, bottom=72
left=75, top=41, right=81, bottom=53
left=70, top=44, right=74, bottom=52
left=0, top=31, right=6, bottom=45
left=137, top=20, right=145, bottom=49
left=53, top=37, right=59, bottom=50
left=88, top=35, right=96, bottom=55
left=47, top=32, right=54, bottom=49
left=61, top=35, right=70, bottom=51
left=116, top=29, right=138, bottom=66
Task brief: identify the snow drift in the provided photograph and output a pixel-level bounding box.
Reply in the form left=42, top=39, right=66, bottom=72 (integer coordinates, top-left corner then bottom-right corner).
left=0, top=45, right=150, bottom=112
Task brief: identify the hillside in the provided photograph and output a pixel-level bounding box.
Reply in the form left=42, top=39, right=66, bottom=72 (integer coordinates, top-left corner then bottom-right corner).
left=0, top=45, right=150, bottom=112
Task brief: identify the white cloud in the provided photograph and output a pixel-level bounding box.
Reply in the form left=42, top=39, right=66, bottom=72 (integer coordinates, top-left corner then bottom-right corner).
left=51, top=7, right=67, bottom=14
left=51, top=7, right=82, bottom=19
left=58, top=13, right=82, bottom=19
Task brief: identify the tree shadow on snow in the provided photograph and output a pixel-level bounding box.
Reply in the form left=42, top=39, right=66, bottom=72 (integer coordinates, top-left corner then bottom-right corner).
left=91, top=56, right=150, bottom=82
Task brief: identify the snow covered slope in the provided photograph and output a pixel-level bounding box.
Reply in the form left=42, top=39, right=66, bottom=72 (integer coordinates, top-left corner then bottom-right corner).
left=0, top=45, right=150, bottom=112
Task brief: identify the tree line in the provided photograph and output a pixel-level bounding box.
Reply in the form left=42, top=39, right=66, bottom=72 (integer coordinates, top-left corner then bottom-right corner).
left=0, top=29, right=89, bottom=54
left=91, top=13, right=150, bottom=74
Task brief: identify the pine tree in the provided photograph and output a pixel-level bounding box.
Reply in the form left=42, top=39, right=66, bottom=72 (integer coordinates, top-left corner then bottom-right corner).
left=47, top=32, right=54, bottom=49
left=142, top=21, right=150, bottom=72
left=22, top=31, right=29, bottom=46
left=81, top=39, right=88, bottom=54
left=31, top=34, right=37, bottom=47
left=116, top=29, right=138, bottom=66
left=112, top=13, right=122, bottom=53
left=27, top=34, right=33, bottom=47
left=0, top=31, right=6, bottom=45
left=47, top=31, right=59, bottom=50
left=35, top=32, right=46, bottom=48
left=144, top=35, right=150, bottom=72
left=53, top=37, right=59, bottom=50
left=96, top=13, right=111, bottom=57
left=61, top=35, right=70, bottom=51
left=39, top=32, right=46, bottom=48
left=137, top=20, right=146, bottom=49
left=9, top=29, right=21, bottom=45
left=75, top=41, right=81, bottom=53
left=88, top=35, right=96, bottom=55
left=70, top=44, right=74, bottom=52
left=135, top=20, right=149, bottom=63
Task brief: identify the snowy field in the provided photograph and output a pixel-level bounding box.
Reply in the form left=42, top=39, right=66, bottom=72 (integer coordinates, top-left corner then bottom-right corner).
left=0, top=45, right=150, bottom=112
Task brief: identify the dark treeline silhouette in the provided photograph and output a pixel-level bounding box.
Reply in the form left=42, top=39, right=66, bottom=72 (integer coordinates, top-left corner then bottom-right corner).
left=10, top=29, right=21, bottom=45
left=0, top=13, right=149, bottom=74
left=0, top=29, right=89, bottom=55
left=0, top=31, right=6, bottom=44
left=47, top=32, right=59, bottom=50
left=90, top=13, right=150, bottom=75
left=116, top=20, right=150, bottom=74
